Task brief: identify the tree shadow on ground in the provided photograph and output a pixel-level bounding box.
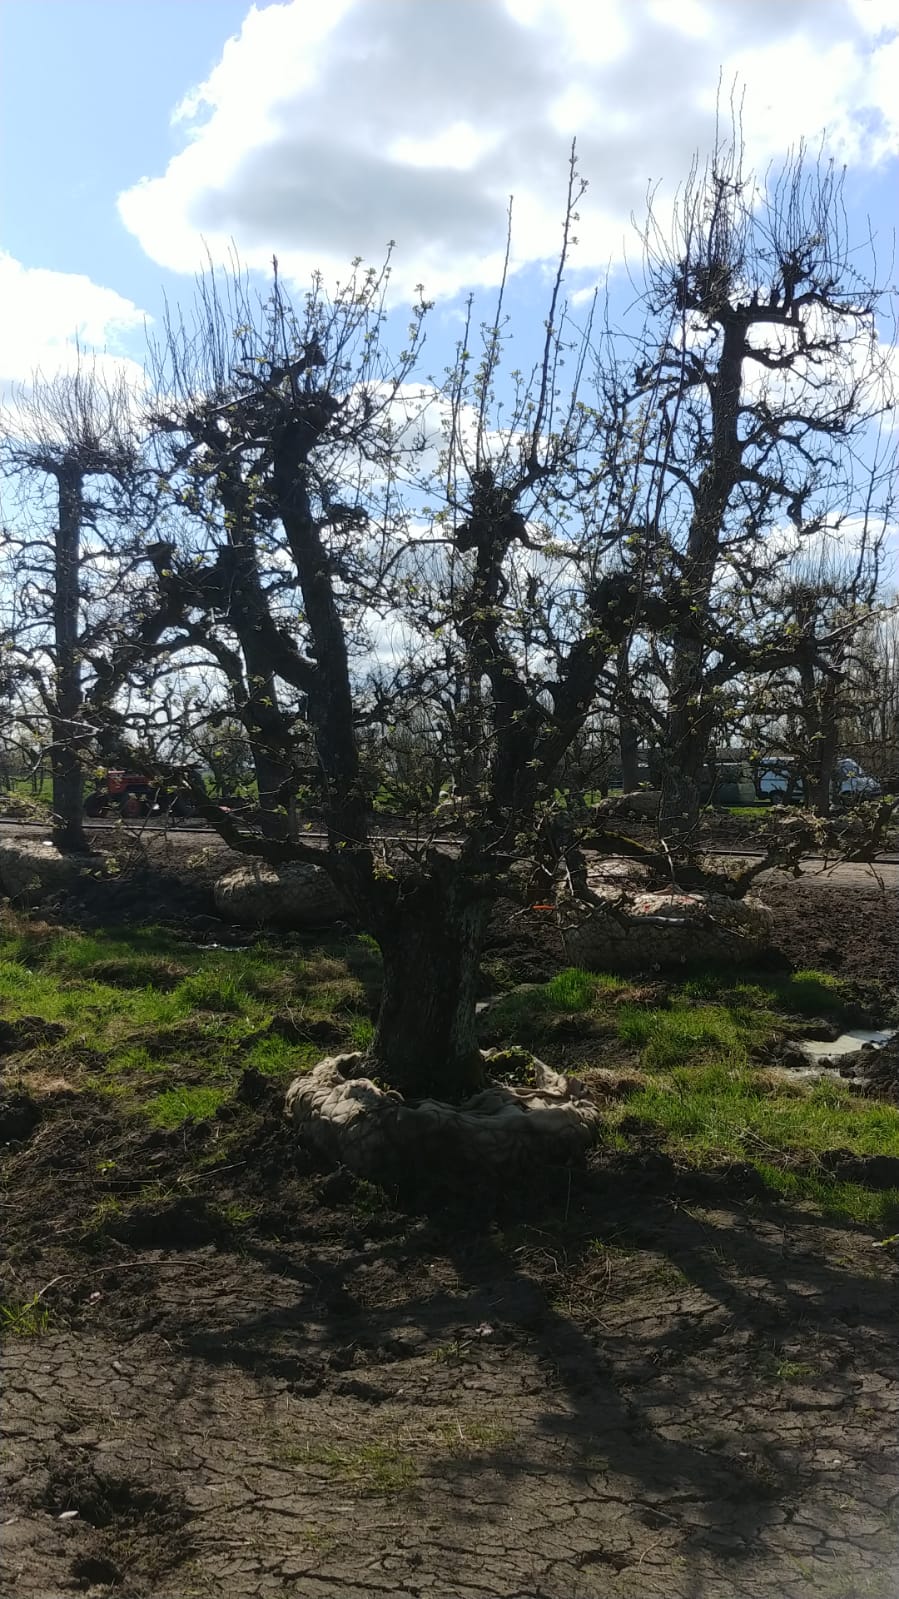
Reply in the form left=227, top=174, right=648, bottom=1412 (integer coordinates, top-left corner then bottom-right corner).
left=5, top=1078, right=897, bottom=1596
left=165, top=1138, right=898, bottom=1591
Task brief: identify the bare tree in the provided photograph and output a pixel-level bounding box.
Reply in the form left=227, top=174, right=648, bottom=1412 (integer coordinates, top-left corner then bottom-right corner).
left=0, top=357, right=147, bottom=849
left=741, top=547, right=884, bottom=812
left=838, top=600, right=899, bottom=785
left=113, top=171, right=669, bottom=1100
left=617, top=127, right=895, bottom=846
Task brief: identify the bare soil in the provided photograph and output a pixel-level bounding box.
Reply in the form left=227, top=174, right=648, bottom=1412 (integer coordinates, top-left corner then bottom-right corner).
left=758, top=869, right=899, bottom=1011
left=2, top=840, right=898, bottom=1598
left=2, top=1077, right=899, bottom=1599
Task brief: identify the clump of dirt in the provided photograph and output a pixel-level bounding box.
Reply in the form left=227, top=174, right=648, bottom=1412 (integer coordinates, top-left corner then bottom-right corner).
left=0, top=1016, right=65, bottom=1054
left=860, top=1039, right=899, bottom=1102
left=0, top=1088, right=42, bottom=1145
left=41, top=1461, right=188, bottom=1535
left=38, top=1460, right=191, bottom=1590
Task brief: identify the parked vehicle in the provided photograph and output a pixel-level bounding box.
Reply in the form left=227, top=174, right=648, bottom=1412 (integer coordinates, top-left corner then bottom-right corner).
left=704, top=761, right=758, bottom=807
left=833, top=757, right=881, bottom=804
left=755, top=756, right=881, bottom=807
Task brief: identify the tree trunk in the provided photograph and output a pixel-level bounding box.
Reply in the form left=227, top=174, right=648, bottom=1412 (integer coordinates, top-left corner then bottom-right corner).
left=616, top=645, right=640, bottom=792
left=249, top=735, right=293, bottom=840
left=370, top=883, right=487, bottom=1101
left=658, top=318, right=745, bottom=853
left=811, top=676, right=840, bottom=816
left=657, top=635, right=713, bottom=848
left=51, top=465, right=88, bottom=853
left=619, top=716, right=640, bottom=794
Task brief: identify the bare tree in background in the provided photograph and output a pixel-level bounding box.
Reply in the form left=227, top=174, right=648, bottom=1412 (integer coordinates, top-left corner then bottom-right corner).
left=741, top=546, right=885, bottom=813
left=619, top=129, right=895, bottom=846
left=838, top=601, right=899, bottom=785
left=0, top=358, right=146, bottom=849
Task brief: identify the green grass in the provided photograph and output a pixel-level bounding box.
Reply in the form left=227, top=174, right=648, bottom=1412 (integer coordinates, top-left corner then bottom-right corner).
left=479, top=960, right=897, bottom=1225
left=3, top=909, right=896, bottom=1230
left=144, top=1086, right=230, bottom=1128
left=295, top=1441, right=418, bottom=1497
left=680, top=968, right=853, bottom=1019
left=615, top=1066, right=899, bottom=1224
left=483, top=963, right=856, bottom=1071
left=614, top=1001, right=773, bottom=1071
left=486, top=967, right=626, bottom=1036
left=1, top=1295, right=52, bottom=1336
left=241, top=1033, right=318, bottom=1077
left=0, top=913, right=377, bottom=1125
left=753, top=1165, right=899, bottom=1226
left=625, top=1065, right=897, bottom=1157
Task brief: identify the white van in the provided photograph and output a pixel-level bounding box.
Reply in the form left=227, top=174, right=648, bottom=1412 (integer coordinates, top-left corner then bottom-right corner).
left=756, top=756, right=881, bottom=805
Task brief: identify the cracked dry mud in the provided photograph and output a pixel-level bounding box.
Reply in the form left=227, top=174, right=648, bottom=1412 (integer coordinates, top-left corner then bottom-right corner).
left=3, top=1079, right=899, bottom=1599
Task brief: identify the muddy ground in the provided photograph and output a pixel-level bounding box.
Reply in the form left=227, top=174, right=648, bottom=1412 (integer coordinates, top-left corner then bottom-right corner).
left=2, top=842, right=898, bottom=1599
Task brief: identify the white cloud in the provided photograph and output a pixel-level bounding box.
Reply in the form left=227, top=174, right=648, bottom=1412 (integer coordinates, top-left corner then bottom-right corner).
left=0, top=250, right=148, bottom=391
left=118, top=0, right=899, bottom=303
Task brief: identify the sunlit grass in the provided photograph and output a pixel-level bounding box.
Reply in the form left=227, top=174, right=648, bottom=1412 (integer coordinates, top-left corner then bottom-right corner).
left=614, top=1065, right=899, bottom=1224
left=0, top=913, right=375, bottom=1120
left=3, top=909, right=895, bottom=1226
left=622, top=1065, right=899, bottom=1158
left=144, top=1086, right=230, bottom=1128
left=752, top=1164, right=899, bottom=1227
left=242, top=1033, right=318, bottom=1076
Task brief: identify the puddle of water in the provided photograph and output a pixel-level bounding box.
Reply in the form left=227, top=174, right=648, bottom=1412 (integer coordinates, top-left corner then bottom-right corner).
left=798, top=1028, right=895, bottom=1063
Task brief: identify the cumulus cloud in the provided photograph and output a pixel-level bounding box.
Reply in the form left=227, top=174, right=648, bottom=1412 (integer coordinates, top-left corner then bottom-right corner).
left=0, top=250, right=148, bottom=391
left=118, top=0, right=899, bottom=301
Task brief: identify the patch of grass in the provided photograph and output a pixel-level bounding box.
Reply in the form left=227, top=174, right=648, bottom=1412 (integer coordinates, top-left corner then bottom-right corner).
left=680, top=966, right=854, bottom=1022
left=772, top=1359, right=819, bottom=1383
left=214, top=1200, right=257, bottom=1227
left=299, top=1441, right=418, bottom=1497
left=0, top=914, right=384, bottom=1129
left=172, top=970, right=253, bottom=1013
left=625, top=1066, right=899, bottom=1158
left=753, top=1164, right=899, bottom=1226
left=82, top=1195, right=125, bottom=1234
left=615, top=1001, right=772, bottom=1072
left=542, top=967, right=603, bottom=1012
left=144, top=1086, right=230, bottom=1128
left=614, top=1064, right=899, bottom=1224
left=772, top=968, right=854, bottom=1018
left=242, top=1033, right=317, bottom=1077
left=105, top=1045, right=157, bottom=1078
left=347, top=1015, right=375, bottom=1050
left=430, top=1340, right=471, bottom=1364
left=0, top=1294, right=52, bottom=1336
left=486, top=967, right=625, bottom=1036
left=433, top=1419, right=517, bottom=1454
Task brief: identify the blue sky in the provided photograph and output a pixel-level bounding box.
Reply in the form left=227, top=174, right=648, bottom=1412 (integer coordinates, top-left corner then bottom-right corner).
left=1, top=0, right=897, bottom=416
left=0, top=1, right=247, bottom=305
